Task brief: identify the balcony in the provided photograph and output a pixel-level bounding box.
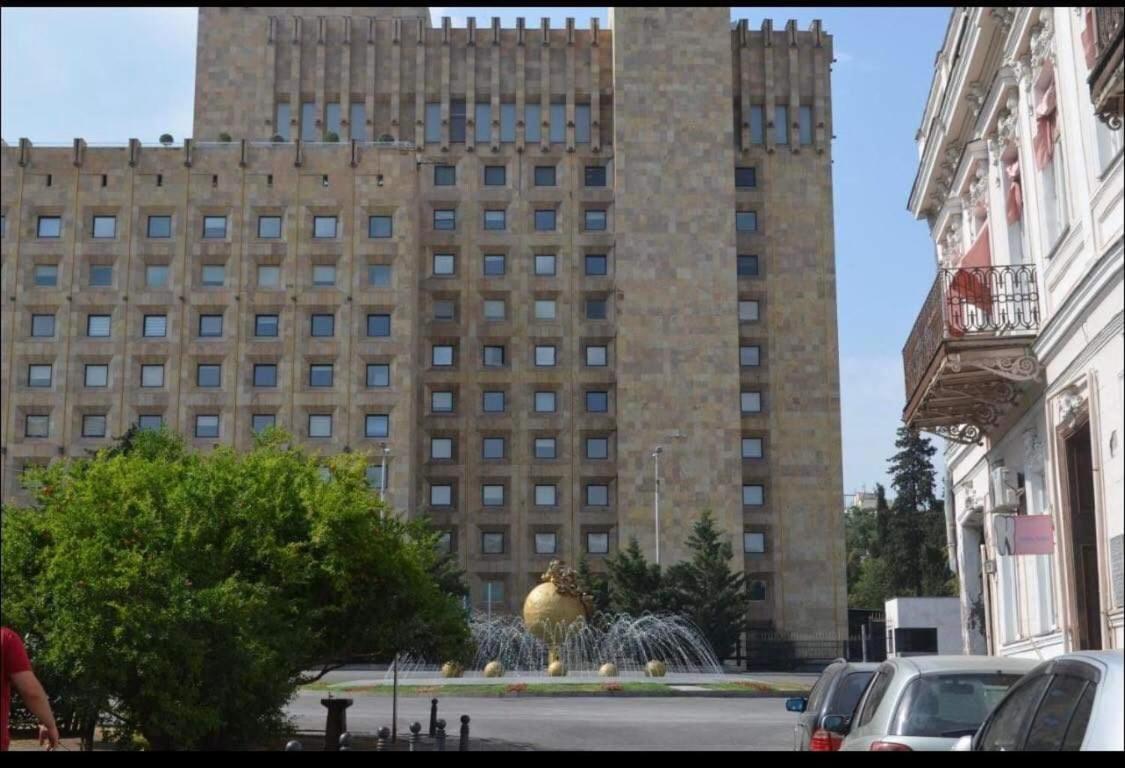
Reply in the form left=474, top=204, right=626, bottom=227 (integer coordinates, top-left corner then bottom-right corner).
left=1088, top=6, right=1124, bottom=128
left=902, top=265, right=1042, bottom=444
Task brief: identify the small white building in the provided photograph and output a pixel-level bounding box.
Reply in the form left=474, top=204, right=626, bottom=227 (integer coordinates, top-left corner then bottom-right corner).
left=886, top=598, right=964, bottom=657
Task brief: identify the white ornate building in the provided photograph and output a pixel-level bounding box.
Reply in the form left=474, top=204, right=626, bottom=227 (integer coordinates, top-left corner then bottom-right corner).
left=904, top=7, right=1123, bottom=658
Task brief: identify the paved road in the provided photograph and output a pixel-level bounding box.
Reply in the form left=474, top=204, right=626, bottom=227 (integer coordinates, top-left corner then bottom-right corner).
left=287, top=692, right=798, bottom=751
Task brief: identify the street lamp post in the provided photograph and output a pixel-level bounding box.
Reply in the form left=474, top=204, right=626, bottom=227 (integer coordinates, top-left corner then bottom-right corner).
left=379, top=443, right=390, bottom=509
left=653, top=446, right=663, bottom=566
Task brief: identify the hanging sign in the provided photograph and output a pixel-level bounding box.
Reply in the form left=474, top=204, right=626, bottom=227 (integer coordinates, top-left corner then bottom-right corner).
left=994, top=514, right=1055, bottom=556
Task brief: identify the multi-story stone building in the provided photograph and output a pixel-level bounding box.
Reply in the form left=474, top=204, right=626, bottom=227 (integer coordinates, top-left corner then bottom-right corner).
left=903, top=7, right=1123, bottom=657
left=1, top=7, right=846, bottom=643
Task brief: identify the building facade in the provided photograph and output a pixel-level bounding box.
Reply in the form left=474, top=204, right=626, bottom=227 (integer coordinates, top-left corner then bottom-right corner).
left=1, top=7, right=846, bottom=640
left=903, top=7, right=1123, bottom=658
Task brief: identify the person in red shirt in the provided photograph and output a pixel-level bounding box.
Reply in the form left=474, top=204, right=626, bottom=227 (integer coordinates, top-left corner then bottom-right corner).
left=1, top=627, right=59, bottom=751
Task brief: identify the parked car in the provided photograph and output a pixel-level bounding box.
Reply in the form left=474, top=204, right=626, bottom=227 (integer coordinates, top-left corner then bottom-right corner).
left=953, top=650, right=1124, bottom=751
left=830, top=655, right=1038, bottom=751
left=785, top=659, right=878, bottom=750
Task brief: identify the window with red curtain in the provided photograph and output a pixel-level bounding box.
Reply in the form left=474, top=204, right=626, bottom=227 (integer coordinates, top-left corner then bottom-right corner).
left=947, top=222, right=993, bottom=336
left=1005, top=159, right=1023, bottom=224
left=1033, top=70, right=1059, bottom=172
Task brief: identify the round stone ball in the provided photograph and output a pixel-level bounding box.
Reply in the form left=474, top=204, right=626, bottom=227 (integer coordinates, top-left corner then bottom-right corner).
left=547, top=660, right=567, bottom=677
left=645, top=660, right=667, bottom=678
left=483, top=661, right=504, bottom=678
left=441, top=661, right=463, bottom=678
left=598, top=662, right=619, bottom=677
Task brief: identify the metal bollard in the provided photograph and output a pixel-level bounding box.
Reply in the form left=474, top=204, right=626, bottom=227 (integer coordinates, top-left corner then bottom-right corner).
left=375, top=726, right=391, bottom=752
left=459, top=714, right=470, bottom=752
left=409, top=721, right=422, bottom=752
left=285, top=740, right=304, bottom=752
left=339, top=732, right=352, bottom=752
left=434, top=719, right=446, bottom=752
left=429, top=698, right=438, bottom=737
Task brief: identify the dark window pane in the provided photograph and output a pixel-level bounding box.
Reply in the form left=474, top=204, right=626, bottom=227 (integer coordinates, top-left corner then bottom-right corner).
left=534, top=210, right=556, bottom=231
left=255, top=315, right=278, bottom=337
left=253, top=365, right=277, bottom=387
left=310, top=314, right=334, bottom=337
left=585, top=210, right=607, bottom=231
left=586, top=299, right=607, bottom=320
left=584, top=165, right=606, bottom=187
left=434, top=165, right=456, bottom=186
left=586, top=391, right=608, bottom=412
left=90, top=266, right=113, bottom=287
left=892, top=674, right=1023, bottom=738
left=309, top=365, right=334, bottom=387
left=735, top=167, right=757, bottom=187
left=367, top=364, right=390, bottom=387
left=368, top=215, right=392, bottom=238
left=483, top=254, right=506, bottom=276
left=147, top=216, right=172, bottom=238
left=738, top=255, right=760, bottom=277
left=585, top=254, right=607, bottom=276
left=534, top=166, right=556, bottom=186
left=978, top=674, right=1051, bottom=751
left=367, top=313, right=391, bottom=337
left=258, top=216, right=282, bottom=239
left=199, top=315, right=223, bottom=337
left=483, top=391, right=505, bottom=412
left=1026, top=676, right=1091, bottom=751
left=484, top=166, right=506, bottom=186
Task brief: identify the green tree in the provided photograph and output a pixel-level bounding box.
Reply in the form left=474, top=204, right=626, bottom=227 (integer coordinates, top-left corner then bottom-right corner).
left=576, top=556, right=611, bottom=618
left=605, top=537, right=666, bottom=616
left=663, top=511, right=747, bottom=661
left=1, top=427, right=471, bottom=750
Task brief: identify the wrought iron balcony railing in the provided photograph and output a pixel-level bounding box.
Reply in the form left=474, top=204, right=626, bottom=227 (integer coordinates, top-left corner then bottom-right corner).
left=902, top=265, right=1040, bottom=405
left=1089, top=5, right=1124, bottom=128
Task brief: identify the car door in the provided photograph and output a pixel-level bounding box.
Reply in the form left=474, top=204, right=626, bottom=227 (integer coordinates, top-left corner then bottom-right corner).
left=842, top=663, right=896, bottom=750
left=974, top=672, right=1052, bottom=750
left=797, top=664, right=839, bottom=750
left=1023, top=666, right=1098, bottom=751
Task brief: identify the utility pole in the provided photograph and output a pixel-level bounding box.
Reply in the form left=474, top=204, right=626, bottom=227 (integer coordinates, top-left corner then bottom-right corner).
left=653, top=446, right=663, bottom=565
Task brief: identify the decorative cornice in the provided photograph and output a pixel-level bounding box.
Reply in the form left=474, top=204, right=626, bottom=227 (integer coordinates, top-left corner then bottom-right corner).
left=990, top=7, right=1016, bottom=33
left=966, top=81, right=987, bottom=119
left=1029, top=8, right=1054, bottom=77
left=997, top=94, right=1020, bottom=146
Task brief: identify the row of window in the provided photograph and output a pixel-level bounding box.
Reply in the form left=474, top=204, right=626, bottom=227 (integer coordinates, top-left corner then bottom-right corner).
left=472, top=575, right=769, bottom=605
left=425, top=481, right=769, bottom=508
left=423, top=103, right=593, bottom=145
left=741, top=105, right=816, bottom=146
left=427, top=435, right=615, bottom=462
left=474, top=530, right=611, bottom=556
left=431, top=163, right=608, bottom=188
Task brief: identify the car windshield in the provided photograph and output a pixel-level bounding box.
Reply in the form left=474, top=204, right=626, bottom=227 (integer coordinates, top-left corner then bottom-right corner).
left=892, top=673, right=1024, bottom=738
left=832, top=671, right=876, bottom=716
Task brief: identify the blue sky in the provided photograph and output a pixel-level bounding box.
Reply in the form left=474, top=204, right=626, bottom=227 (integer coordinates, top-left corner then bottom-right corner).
left=0, top=6, right=951, bottom=499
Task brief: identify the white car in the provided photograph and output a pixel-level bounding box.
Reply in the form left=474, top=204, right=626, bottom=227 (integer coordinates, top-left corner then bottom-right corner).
left=832, top=655, right=1038, bottom=751
left=954, top=650, right=1124, bottom=751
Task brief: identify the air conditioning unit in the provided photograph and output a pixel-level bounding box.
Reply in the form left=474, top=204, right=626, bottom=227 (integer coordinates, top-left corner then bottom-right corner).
left=991, top=467, right=1020, bottom=513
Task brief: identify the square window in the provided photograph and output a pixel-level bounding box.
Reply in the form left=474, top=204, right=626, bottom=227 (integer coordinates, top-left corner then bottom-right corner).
left=143, top=315, right=168, bottom=338
left=481, top=532, right=505, bottom=554
left=534, top=391, right=557, bottom=413
left=365, top=414, right=389, bottom=438
left=310, top=314, right=334, bottom=337
left=369, top=264, right=392, bottom=287
left=738, top=255, right=760, bottom=277
left=312, top=265, right=336, bottom=287
left=141, top=364, right=164, bottom=388
left=586, top=391, right=608, bottom=413
left=736, top=211, right=758, bottom=232
left=367, top=313, right=391, bottom=337
left=199, top=315, right=223, bottom=337
left=253, top=364, right=277, bottom=387
left=482, top=485, right=505, bottom=507
left=308, top=414, right=333, bottom=438
left=309, top=364, right=334, bottom=387
left=483, top=210, right=506, bottom=231
left=740, top=345, right=761, bottom=367
left=483, top=437, right=505, bottom=460
left=431, top=438, right=453, bottom=460
left=31, top=314, right=55, bottom=337
left=534, top=437, right=557, bottom=460
left=431, top=484, right=453, bottom=506
left=744, top=532, right=765, bottom=554
left=586, top=437, right=609, bottom=460
left=195, top=415, right=219, bottom=438
left=201, top=264, right=225, bottom=286
left=483, top=300, right=506, bottom=321
left=735, top=167, right=757, bottom=188
left=741, top=392, right=762, bottom=413
left=584, top=210, right=607, bottom=231
left=92, top=215, right=116, bottom=239
left=535, top=533, right=558, bottom=555
left=366, top=466, right=385, bottom=491
left=202, top=216, right=227, bottom=239
left=254, top=314, right=278, bottom=337
left=432, top=345, right=454, bottom=367
left=146, top=265, right=169, bottom=288
left=483, top=345, right=506, bottom=367
left=434, top=300, right=456, bottom=321
left=257, top=265, right=281, bottom=288
left=367, top=364, right=390, bottom=388
left=251, top=414, right=276, bottom=434
left=739, top=300, right=760, bottom=322
left=258, top=216, right=282, bottom=239
left=586, top=345, right=608, bottom=367
left=147, top=215, right=172, bottom=238
left=25, top=415, right=49, bottom=438
left=138, top=414, right=164, bottom=431
left=585, top=166, right=606, bottom=187
left=535, top=345, right=557, bottom=367
left=84, top=364, right=109, bottom=387
left=28, top=365, right=52, bottom=387
left=483, top=254, right=506, bottom=276
left=743, top=484, right=764, bottom=506
left=534, top=254, right=556, bottom=276
left=482, top=580, right=505, bottom=604
left=742, top=437, right=763, bottom=459
left=534, top=166, right=556, bottom=186
left=434, top=210, right=456, bottom=231
left=749, top=579, right=767, bottom=602
left=585, top=254, right=607, bottom=276
left=534, top=299, right=557, bottom=321
left=432, top=391, right=455, bottom=413
left=586, top=299, right=607, bottom=320
left=534, top=209, right=556, bottom=232
left=37, top=216, right=62, bottom=238
left=82, top=414, right=107, bottom=438
left=197, top=364, right=221, bottom=388
left=586, top=484, right=609, bottom=506
left=34, top=265, right=58, bottom=286
left=313, top=216, right=338, bottom=239
left=587, top=532, right=609, bottom=554
left=535, top=484, right=557, bottom=507
left=434, top=165, right=456, bottom=186
left=368, top=215, right=392, bottom=238
left=89, top=265, right=113, bottom=287
left=433, top=253, right=456, bottom=276
left=482, top=391, right=505, bottom=413
left=484, top=166, right=506, bottom=186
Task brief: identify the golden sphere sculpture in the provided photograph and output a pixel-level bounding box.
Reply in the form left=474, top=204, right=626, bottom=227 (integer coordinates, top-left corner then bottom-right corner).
left=548, top=660, right=567, bottom=677
left=599, top=662, right=619, bottom=677
left=521, top=561, right=593, bottom=673
left=646, top=660, right=667, bottom=678
left=441, top=661, right=463, bottom=678
left=483, top=661, right=505, bottom=678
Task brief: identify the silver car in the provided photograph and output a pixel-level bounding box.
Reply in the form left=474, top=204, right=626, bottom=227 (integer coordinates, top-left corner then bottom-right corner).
left=833, top=655, right=1038, bottom=751
left=955, top=650, right=1124, bottom=751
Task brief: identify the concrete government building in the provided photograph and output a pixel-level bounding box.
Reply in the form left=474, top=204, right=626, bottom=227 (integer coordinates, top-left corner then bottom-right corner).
left=0, top=7, right=846, bottom=641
